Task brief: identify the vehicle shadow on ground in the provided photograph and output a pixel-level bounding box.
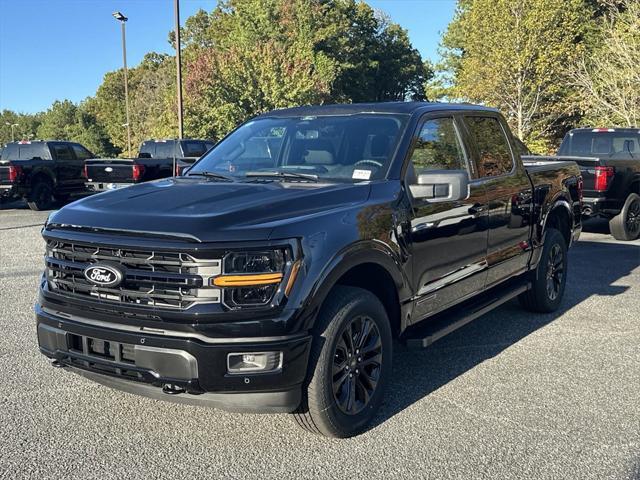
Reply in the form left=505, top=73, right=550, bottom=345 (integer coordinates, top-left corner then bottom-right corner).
left=372, top=239, right=640, bottom=429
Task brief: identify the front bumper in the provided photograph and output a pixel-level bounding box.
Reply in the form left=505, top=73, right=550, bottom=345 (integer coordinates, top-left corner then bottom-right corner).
left=36, top=304, right=310, bottom=413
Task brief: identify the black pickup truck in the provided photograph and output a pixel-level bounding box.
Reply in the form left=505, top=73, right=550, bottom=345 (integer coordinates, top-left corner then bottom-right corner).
left=0, top=141, right=92, bottom=210
left=556, top=128, right=640, bottom=240
left=36, top=102, right=582, bottom=437
left=85, top=139, right=214, bottom=192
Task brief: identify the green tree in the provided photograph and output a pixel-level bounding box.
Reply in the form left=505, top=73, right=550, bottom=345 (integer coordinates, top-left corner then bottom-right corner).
left=434, top=0, right=594, bottom=152
left=36, top=100, right=116, bottom=157
left=181, top=0, right=430, bottom=140
left=571, top=0, right=640, bottom=127
left=0, top=110, right=41, bottom=144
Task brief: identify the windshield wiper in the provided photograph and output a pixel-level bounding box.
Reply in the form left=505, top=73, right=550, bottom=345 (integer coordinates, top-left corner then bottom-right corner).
left=245, top=171, right=319, bottom=182
left=187, top=171, right=235, bottom=181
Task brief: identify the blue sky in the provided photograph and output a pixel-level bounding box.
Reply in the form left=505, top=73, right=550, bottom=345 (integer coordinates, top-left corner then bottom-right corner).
left=0, top=0, right=456, bottom=113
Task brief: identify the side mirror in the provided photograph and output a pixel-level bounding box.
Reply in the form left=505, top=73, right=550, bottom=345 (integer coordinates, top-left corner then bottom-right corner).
left=409, top=169, right=470, bottom=202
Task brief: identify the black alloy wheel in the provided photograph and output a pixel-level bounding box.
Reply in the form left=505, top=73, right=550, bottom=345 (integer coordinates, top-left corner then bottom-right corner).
left=332, top=315, right=382, bottom=415
left=545, top=243, right=565, bottom=302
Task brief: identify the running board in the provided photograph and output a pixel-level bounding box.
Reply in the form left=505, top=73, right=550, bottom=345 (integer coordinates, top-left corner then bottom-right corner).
left=404, top=281, right=531, bottom=349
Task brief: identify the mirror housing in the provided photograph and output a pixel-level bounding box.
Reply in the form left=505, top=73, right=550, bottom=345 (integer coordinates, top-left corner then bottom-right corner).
left=409, top=169, right=470, bottom=203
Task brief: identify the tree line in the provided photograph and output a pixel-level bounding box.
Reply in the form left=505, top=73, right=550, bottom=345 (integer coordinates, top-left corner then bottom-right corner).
left=1, top=0, right=637, bottom=156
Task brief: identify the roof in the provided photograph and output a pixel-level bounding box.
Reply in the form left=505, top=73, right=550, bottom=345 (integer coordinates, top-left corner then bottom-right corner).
left=257, top=101, right=499, bottom=118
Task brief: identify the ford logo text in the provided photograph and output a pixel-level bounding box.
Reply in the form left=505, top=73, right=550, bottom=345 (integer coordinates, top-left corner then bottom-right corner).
left=83, top=264, right=123, bottom=287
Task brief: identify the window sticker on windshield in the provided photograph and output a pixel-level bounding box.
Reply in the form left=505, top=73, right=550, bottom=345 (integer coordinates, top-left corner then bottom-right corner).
left=352, top=169, right=372, bottom=180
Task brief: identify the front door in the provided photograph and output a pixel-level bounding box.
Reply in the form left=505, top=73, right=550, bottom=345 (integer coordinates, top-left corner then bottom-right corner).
left=407, top=114, right=489, bottom=321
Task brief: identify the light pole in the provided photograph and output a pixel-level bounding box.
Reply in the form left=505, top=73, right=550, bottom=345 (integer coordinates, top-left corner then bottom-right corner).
left=113, top=11, right=132, bottom=157
left=5, top=122, right=18, bottom=142
left=174, top=0, right=184, bottom=139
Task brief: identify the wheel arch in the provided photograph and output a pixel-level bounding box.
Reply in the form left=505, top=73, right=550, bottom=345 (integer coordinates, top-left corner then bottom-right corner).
left=304, top=241, right=410, bottom=337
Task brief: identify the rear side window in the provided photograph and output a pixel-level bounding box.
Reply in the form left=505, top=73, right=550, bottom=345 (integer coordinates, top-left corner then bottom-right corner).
left=52, top=144, right=73, bottom=161
left=154, top=141, right=174, bottom=158
left=465, top=116, right=514, bottom=177
left=0, top=143, right=49, bottom=160
left=409, top=117, right=466, bottom=171
left=182, top=141, right=208, bottom=157
left=71, top=144, right=93, bottom=160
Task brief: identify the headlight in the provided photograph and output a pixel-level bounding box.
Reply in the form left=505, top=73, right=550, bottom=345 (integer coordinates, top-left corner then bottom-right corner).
left=212, top=249, right=299, bottom=308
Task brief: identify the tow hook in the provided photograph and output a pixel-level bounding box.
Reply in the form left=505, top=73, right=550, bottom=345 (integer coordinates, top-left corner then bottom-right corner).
left=51, top=360, right=66, bottom=368
left=162, top=383, right=185, bottom=395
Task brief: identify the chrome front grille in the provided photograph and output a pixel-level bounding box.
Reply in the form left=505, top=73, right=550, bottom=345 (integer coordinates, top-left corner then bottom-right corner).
left=45, top=240, right=222, bottom=310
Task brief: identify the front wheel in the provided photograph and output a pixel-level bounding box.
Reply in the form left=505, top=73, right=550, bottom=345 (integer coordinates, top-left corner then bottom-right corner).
left=609, top=193, right=640, bottom=241
left=293, top=286, right=392, bottom=438
left=519, top=228, right=568, bottom=313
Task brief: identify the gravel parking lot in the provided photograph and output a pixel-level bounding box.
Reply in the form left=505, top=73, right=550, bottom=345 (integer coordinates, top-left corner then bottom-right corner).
left=1, top=204, right=639, bottom=480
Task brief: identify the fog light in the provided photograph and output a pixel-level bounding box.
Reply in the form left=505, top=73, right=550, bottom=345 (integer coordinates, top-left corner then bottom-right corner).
left=227, top=351, right=282, bottom=374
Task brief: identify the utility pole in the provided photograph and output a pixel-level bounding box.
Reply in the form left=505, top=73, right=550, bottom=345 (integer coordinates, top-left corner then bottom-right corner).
left=113, top=11, right=132, bottom=157
left=174, top=0, right=184, bottom=139
left=5, top=122, right=18, bottom=142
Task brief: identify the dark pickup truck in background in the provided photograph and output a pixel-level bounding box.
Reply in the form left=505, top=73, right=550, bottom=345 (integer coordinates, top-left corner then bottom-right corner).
left=85, top=139, right=214, bottom=192
left=37, top=102, right=581, bottom=438
left=525, top=128, right=640, bottom=240
left=0, top=140, right=93, bottom=210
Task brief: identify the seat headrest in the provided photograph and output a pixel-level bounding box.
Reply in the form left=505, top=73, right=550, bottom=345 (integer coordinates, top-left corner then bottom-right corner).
left=371, top=135, right=391, bottom=157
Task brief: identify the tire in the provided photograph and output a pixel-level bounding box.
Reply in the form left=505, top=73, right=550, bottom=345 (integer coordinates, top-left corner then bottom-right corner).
left=519, top=228, right=568, bottom=313
left=609, top=193, right=640, bottom=241
left=27, top=180, right=55, bottom=211
left=293, top=286, right=392, bottom=438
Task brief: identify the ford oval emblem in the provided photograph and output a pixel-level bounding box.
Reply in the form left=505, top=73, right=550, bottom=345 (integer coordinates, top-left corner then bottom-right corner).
left=105, top=167, right=113, bottom=173
left=84, top=264, right=123, bottom=287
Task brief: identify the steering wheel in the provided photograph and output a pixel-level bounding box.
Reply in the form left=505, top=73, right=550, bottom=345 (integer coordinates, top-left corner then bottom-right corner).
left=354, top=159, right=383, bottom=168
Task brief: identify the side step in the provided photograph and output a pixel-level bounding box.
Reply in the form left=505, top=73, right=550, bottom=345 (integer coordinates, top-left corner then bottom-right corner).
left=403, top=280, right=531, bottom=349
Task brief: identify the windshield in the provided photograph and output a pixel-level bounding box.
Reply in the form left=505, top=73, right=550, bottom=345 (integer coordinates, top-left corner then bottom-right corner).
left=559, top=131, right=640, bottom=156
left=188, top=114, right=408, bottom=182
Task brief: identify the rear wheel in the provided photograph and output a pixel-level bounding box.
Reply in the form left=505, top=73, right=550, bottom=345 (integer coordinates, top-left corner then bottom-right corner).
left=293, top=286, right=392, bottom=438
left=27, top=180, right=55, bottom=211
left=609, top=193, right=640, bottom=241
left=519, top=228, right=567, bottom=313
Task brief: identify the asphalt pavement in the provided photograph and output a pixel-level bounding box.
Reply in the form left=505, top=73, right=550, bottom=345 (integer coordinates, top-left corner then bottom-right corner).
left=1, top=204, right=638, bottom=480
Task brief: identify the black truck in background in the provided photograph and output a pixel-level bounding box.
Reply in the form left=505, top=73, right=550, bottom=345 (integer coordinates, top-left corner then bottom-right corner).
left=0, top=141, right=93, bottom=210
left=37, top=102, right=582, bottom=437
left=85, top=139, right=214, bottom=192
left=526, top=128, right=640, bottom=240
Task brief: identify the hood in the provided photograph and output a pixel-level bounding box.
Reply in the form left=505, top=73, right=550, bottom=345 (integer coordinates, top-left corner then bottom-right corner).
left=48, top=177, right=371, bottom=242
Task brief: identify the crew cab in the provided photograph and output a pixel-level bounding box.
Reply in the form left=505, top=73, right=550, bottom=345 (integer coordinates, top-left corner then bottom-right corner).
left=36, top=103, right=582, bottom=437
left=0, top=141, right=92, bottom=210
left=557, top=128, right=640, bottom=240
left=85, top=139, right=214, bottom=192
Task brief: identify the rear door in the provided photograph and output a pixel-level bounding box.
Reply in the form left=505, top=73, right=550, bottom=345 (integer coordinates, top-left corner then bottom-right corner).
left=70, top=144, right=93, bottom=186
left=462, top=115, right=533, bottom=288
left=407, top=114, right=489, bottom=319
left=50, top=143, right=76, bottom=189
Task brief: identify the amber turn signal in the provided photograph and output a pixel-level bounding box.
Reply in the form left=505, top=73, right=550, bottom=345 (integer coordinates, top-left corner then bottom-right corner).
left=213, top=273, right=283, bottom=287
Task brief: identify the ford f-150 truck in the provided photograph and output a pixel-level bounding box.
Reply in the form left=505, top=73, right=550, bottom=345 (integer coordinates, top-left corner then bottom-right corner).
left=558, top=128, right=639, bottom=240
left=85, top=139, right=214, bottom=192
left=0, top=140, right=92, bottom=210
left=36, top=102, right=582, bottom=437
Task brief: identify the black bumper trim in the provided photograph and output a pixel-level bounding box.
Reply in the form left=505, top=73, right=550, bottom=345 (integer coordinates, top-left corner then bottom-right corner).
left=69, top=366, right=301, bottom=413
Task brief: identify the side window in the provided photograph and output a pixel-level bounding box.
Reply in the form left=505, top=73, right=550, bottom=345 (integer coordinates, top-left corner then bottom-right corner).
left=52, top=144, right=73, bottom=161
left=464, top=116, right=514, bottom=177
left=154, top=142, right=173, bottom=158
left=71, top=145, right=93, bottom=160
left=409, top=117, right=466, bottom=171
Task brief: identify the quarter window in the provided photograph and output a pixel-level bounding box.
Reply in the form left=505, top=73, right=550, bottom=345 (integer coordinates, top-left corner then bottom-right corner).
left=71, top=145, right=93, bottom=160
left=409, top=117, right=466, bottom=171
left=52, top=145, right=73, bottom=161
left=464, top=116, right=514, bottom=177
